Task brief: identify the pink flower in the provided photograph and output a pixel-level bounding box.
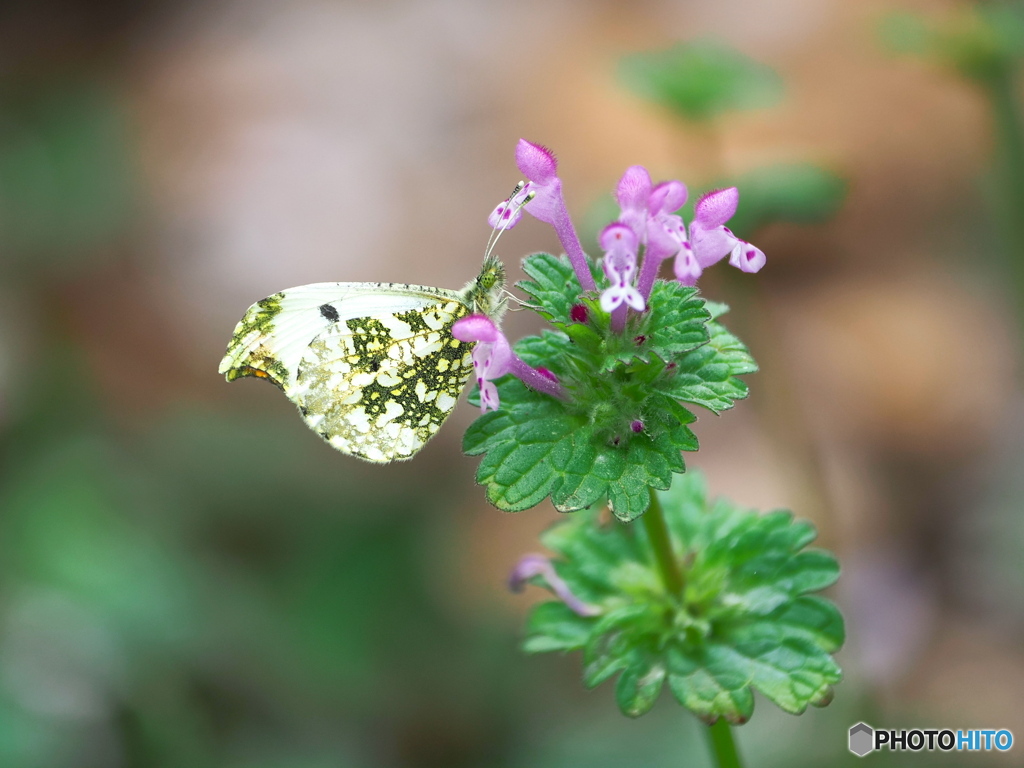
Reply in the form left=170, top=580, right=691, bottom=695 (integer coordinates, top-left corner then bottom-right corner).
left=599, top=223, right=645, bottom=313
left=488, top=140, right=597, bottom=293
left=488, top=141, right=561, bottom=230
left=453, top=315, right=568, bottom=412
left=682, top=188, right=766, bottom=285
left=617, top=169, right=690, bottom=262
left=617, top=168, right=691, bottom=301
left=614, top=168, right=766, bottom=292
left=509, top=553, right=601, bottom=617
left=452, top=315, right=511, bottom=412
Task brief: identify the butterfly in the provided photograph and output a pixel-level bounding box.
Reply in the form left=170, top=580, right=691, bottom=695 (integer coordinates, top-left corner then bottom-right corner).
left=218, top=254, right=507, bottom=463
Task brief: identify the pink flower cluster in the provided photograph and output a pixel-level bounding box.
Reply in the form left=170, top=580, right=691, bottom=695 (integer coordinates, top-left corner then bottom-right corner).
left=460, top=139, right=766, bottom=411
left=490, top=140, right=764, bottom=330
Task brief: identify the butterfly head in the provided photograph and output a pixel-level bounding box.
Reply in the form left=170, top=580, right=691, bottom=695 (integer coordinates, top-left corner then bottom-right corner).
left=464, top=253, right=507, bottom=322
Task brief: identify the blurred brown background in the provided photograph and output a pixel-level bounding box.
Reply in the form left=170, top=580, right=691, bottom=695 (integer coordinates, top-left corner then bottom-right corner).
left=0, top=0, right=1021, bottom=765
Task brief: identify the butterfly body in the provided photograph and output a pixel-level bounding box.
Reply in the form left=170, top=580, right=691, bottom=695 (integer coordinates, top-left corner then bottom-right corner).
left=219, top=255, right=506, bottom=463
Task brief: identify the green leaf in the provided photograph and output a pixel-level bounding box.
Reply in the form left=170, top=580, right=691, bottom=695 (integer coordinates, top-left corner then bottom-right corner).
left=464, top=383, right=696, bottom=520
left=515, top=471, right=844, bottom=721
left=657, top=319, right=757, bottom=413
left=584, top=626, right=639, bottom=688
left=619, top=40, right=783, bottom=122
left=703, top=301, right=731, bottom=320
left=613, top=281, right=710, bottom=365
left=541, top=514, right=652, bottom=602
left=523, top=602, right=592, bottom=653
left=666, top=646, right=755, bottom=724
left=462, top=382, right=583, bottom=512
left=766, top=595, right=845, bottom=654
left=616, top=656, right=667, bottom=718
left=711, top=620, right=841, bottom=715
left=518, top=252, right=599, bottom=324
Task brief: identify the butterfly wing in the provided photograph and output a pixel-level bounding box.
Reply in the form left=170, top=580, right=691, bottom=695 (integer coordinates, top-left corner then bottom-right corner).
left=219, top=283, right=475, bottom=463
left=219, top=282, right=465, bottom=388
left=292, top=296, right=475, bottom=462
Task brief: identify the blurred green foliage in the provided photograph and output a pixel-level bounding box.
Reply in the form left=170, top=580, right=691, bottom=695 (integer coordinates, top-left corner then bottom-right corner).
left=724, top=164, right=848, bottom=241
left=0, top=82, right=137, bottom=275
left=880, top=5, right=1024, bottom=82
left=619, top=41, right=783, bottom=123
left=880, top=3, right=1024, bottom=332
left=0, top=389, right=536, bottom=766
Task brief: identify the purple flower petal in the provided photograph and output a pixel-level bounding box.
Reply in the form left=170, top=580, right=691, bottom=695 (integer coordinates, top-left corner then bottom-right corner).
left=645, top=216, right=685, bottom=262
left=600, top=287, right=624, bottom=313
left=729, top=241, right=766, bottom=273
left=600, top=284, right=645, bottom=313
left=599, top=222, right=638, bottom=253
left=674, top=246, right=702, bottom=286
left=452, top=314, right=500, bottom=344
left=694, top=187, right=739, bottom=228
left=508, top=553, right=601, bottom=617
left=502, top=141, right=595, bottom=293
left=515, top=139, right=558, bottom=184
left=689, top=223, right=736, bottom=268
left=615, top=165, right=653, bottom=215
left=487, top=199, right=525, bottom=230
left=455, top=313, right=566, bottom=408
left=622, top=287, right=645, bottom=311
left=649, top=180, right=687, bottom=215
left=480, top=333, right=512, bottom=378
left=523, top=179, right=563, bottom=226
left=479, top=379, right=500, bottom=412
left=508, top=553, right=549, bottom=591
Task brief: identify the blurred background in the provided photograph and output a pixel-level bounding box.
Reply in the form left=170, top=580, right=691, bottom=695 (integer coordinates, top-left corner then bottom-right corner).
left=0, top=0, right=1022, bottom=765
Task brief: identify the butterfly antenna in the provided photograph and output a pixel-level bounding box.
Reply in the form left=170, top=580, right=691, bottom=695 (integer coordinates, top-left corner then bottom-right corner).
left=483, top=182, right=535, bottom=262
left=483, top=181, right=523, bottom=260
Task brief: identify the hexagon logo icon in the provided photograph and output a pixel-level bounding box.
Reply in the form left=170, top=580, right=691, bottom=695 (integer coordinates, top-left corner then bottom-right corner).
left=849, top=722, right=874, bottom=757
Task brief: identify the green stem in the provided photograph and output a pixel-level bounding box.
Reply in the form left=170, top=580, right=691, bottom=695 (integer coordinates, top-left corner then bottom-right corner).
left=706, top=719, right=743, bottom=768
left=642, top=490, right=744, bottom=768
left=986, top=69, right=1024, bottom=332
left=641, top=487, right=684, bottom=596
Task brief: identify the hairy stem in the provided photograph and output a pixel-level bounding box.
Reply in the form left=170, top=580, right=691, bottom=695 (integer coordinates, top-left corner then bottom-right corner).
left=640, top=487, right=684, bottom=596
left=610, top=304, right=628, bottom=334
left=706, top=719, right=743, bottom=768
left=550, top=198, right=597, bottom=293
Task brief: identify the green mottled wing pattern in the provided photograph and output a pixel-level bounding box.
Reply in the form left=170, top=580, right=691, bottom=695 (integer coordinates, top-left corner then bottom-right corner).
left=291, top=299, right=474, bottom=462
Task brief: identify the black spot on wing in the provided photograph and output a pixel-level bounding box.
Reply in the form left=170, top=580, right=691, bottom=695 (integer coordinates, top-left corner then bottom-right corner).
left=319, top=303, right=340, bottom=322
